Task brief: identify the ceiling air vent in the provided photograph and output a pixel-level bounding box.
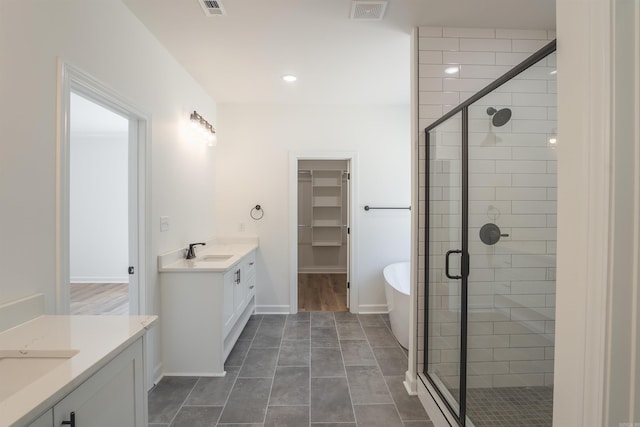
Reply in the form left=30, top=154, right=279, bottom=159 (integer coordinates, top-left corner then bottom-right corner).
left=198, top=0, right=227, bottom=16
left=350, top=1, right=388, bottom=21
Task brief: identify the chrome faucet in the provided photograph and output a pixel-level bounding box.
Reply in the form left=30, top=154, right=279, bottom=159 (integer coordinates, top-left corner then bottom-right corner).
left=186, top=242, right=206, bottom=259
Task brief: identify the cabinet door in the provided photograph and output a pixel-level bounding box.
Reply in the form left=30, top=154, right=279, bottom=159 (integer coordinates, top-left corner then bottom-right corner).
left=233, top=267, right=247, bottom=314
left=53, top=339, right=144, bottom=427
left=223, top=269, right=236, bottom=335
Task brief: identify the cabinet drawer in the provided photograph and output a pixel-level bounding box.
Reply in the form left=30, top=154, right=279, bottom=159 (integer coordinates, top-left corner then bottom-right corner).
left=244, top=252, right=256, bottom=278
left=246, top=274, right=256, bottom=299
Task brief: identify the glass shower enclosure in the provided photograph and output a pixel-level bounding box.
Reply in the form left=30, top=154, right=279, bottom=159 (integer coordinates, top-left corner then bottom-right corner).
left=422, top=41, right=557, bottom=427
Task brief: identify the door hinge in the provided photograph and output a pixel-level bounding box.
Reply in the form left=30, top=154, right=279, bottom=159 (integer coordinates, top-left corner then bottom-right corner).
left=128, top=266, right=135, bottom=275
left=347, top=173, right=350, bottom=180
left=347, top=281, right=350, bottom=289
left=347, top=227, right=350, bottom=235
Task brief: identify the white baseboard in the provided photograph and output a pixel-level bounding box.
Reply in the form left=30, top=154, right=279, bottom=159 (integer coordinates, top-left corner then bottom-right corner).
left=151, top=363, right=163, bottom=390
left=404, top=370, right=418, bottom=395
left=70, top=276, right=129, bottom=284
left=256, top=304, right=387, bottom=314
left=255, top=305, right=291, bottom=314
left=357, top=304, right=389, bottom=314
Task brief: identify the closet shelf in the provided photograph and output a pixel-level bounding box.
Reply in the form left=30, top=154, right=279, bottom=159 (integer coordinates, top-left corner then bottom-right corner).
left=312, top=220, right=342, bottom=227
left=311, top=241, right=342, bottom=247
left=307, top=168, right=345, bottom=248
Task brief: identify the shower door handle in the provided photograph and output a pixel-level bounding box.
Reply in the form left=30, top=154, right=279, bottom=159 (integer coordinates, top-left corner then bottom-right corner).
left=445, top=250, right=463, bottom=280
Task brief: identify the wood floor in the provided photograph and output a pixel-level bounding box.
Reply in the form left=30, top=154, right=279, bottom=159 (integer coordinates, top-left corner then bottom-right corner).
left=298, top=273, right=348, bottom=312
left=70, top=283, right=129, bottom=315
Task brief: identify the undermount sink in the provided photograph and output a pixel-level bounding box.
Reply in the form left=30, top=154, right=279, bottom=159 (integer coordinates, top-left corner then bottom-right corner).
left=199, top=254, right=233, bottom=262
left=0, top=349, right=79, bottom=401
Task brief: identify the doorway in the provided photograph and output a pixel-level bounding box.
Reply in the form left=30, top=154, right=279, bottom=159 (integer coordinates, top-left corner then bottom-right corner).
left=57, top=62, right=148, bottom=316
left=68, top=93, right=132, bottom=315
left=297, top=159, right=350, bottom=312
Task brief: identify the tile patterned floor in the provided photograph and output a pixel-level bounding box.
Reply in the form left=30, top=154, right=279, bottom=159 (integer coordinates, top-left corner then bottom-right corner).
left=148, top=312, right=432, bottom=427
left=466, top=386, right=553, bottom=427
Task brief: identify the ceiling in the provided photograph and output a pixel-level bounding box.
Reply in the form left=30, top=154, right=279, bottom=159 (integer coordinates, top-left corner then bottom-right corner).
left=122, top=0, right=556, bottom=105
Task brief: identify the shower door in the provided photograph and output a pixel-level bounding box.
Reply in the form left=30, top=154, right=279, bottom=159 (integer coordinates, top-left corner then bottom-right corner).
left=423, top=41, right=557, bottom=427
left=425, top=110, right=469, bottom=420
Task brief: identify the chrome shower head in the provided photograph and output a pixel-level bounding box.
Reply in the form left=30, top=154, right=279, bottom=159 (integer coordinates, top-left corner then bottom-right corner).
left=487, top=107, right=512, bottom=127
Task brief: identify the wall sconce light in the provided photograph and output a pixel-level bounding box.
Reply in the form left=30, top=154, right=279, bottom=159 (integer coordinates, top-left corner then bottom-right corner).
left=190, top=110, right=217, bottom=146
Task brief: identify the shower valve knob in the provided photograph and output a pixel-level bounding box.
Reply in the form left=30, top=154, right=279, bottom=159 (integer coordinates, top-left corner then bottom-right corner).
left=479, top=223, right=508, bottom=245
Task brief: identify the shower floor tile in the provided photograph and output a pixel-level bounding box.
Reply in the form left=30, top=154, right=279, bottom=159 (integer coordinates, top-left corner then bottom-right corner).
left=466, top=386, right=554, bottom=427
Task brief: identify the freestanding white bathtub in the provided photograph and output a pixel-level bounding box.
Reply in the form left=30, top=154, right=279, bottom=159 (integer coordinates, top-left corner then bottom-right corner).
left=383, top=261, right=410, bottom=349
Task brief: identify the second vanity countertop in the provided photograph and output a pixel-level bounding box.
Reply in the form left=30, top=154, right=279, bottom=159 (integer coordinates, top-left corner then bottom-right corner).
left=158, top=236, right=258, bottom=272
left=0, top=315, right=158, bottom=426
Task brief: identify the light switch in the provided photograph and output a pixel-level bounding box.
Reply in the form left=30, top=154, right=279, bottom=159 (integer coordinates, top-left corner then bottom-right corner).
left=160, top=216, right=170, bottom=232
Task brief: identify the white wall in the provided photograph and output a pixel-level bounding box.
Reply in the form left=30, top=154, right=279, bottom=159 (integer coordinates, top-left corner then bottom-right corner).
left=70, top=104, right=129, bottom=283
left=70, top=132, right=129, bottom=283
left=554, top=0, right=640, bottom=424
left=0, top=0, right=216, bottom=380
left=215, top=104, right=411, bottom=313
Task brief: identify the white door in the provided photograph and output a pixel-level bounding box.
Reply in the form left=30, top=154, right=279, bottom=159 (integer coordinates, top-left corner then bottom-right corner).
left=126, top=118, right=139, bottom=314
left=345, top=162, right=351, bottom=309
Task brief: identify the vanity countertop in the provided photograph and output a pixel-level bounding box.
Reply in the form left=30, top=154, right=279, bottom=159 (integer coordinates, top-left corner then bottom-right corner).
left=158, top=236, right=258, bottom=273
left=0, top=315, right=157, bottom=426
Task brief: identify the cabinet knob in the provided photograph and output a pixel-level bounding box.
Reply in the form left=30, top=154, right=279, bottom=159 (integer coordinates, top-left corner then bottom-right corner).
left=62, top=412, right=76, bottom=427
left=249, top=285, right=255, bottom=289
left=249, top=262, right=254, bottom=266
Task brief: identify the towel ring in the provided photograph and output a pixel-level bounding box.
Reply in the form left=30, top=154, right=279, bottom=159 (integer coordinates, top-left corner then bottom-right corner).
left=250, top=204, right=264, bottom=220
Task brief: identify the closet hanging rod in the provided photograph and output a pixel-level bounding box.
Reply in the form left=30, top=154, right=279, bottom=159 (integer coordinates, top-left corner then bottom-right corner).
left=364, top=205, right=411, bottom=211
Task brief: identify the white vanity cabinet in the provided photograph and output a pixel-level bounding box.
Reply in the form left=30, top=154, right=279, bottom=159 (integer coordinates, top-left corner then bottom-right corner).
left=160, top=249, right=257, bottom=376
left=222, top=267, right=237, bottom=334
left=28, top=338, right=145, bottom=427
left=226, top=251, right=256, bottom=336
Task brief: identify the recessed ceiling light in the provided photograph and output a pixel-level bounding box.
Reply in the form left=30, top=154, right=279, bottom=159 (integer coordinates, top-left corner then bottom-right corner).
left=444, top=66, right=459, bottom=75
left=282, top=75, right=297, bottom=82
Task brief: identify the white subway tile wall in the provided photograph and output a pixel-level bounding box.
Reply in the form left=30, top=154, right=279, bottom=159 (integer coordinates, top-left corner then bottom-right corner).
left=417, top=27, right=556, bottom=389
